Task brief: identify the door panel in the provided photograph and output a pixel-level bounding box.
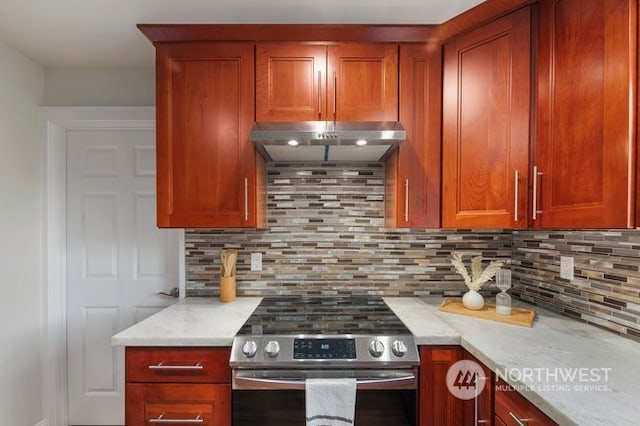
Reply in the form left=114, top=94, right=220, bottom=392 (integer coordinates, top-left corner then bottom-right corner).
left=535, top=0, right=635, bottom=227
left=67, top=129, right=179, bottom=425
left=442, top=8, right=531, bottom=228
left=256, top=43, right=327, bottom=121
left=328, top=43, right=398, bottom=121
left=156, top=43, right=257, bottom=228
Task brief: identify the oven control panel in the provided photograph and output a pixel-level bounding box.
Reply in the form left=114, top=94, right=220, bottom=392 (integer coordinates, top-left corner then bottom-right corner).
left=294, top=338, right=356, bottom=359
left=230, top=335, right=419, bottom=368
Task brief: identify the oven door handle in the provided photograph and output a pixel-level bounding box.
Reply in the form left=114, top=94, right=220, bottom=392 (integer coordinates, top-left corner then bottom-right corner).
left=233, top=370, right=417, bottom=390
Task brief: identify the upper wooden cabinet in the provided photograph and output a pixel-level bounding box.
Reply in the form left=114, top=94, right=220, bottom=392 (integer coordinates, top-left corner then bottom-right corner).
left=256, top=43, right=398, bottom=122
left=386, top=43, right=442, bottom=228
left=442, top=7, right=531, bottom=228
left=155, top=42, right=266, bottom=228
left=533, top=0, right=636, bottom=228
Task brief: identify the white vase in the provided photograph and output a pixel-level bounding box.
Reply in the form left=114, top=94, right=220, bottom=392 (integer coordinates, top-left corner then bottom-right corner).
left=462, top=289, right=484, bottom=310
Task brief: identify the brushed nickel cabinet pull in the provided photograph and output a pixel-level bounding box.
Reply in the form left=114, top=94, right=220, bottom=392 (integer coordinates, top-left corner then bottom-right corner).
left=508, top=411, right=530, bottom=426
left=514, top=169, right=519, bottom=222
left=147, top=362, right=203, bottom=371
left=244, top=177, right=249, bottom=221
left=317, top=70, right=322, bottom=119
left=333, top=71, right=337, bottom=119
left=532, top=166, right=543, bottom=220
left=149, top=413, right=203, bottom=424
left=404, top=179, right=409, bottom=223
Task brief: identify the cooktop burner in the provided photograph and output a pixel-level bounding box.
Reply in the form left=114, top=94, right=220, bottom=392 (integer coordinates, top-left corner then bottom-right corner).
left=236, top=296, right=411, bottom=336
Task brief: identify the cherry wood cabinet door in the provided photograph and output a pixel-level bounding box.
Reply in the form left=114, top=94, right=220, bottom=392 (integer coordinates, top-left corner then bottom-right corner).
left=256, top=43, right=327, bottom=121
left=442, top=8, right=531, bottom=228
left=328, top=43, right=399, bottom=121
left=461, top=351, right=494, bottom=426
left=534, top=0, right=636, bottom=228
left=126, top=383, right=231, bottom=426
left=156, top=42, right=264, bottom=228
left=126, top=347, right=231, bottom=383
left=494, top=379, right=557, bottom=425
left=386, top=43, right=441, bottom=228
left=419, top=346, right=463, bottom=426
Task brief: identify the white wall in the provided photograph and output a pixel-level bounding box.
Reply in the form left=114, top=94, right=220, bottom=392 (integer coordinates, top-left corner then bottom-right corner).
left=0, top=41, right=45, bottom=425
left=44, top=67, right=155, bottom=106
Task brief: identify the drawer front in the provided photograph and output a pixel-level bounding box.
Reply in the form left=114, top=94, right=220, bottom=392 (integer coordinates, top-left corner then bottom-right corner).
left=494, top=380, right=557, bottom=426
left=126, top=383, right=231, bottom=426
left=126, top=347, right=231, bottom=383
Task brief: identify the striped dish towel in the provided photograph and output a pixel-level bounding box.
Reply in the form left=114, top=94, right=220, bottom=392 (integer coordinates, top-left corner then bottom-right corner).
left=305, top=378, right=357, bottom=426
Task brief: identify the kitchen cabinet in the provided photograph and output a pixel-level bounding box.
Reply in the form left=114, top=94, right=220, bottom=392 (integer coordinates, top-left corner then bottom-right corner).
left=533, top=0, right=636, bottom=228
left=442, top=7, right=531, bottom=228
left=385, top=43, right=442, bottom=228
left=256, top=42, right=398, bottom=122
left=125, top=347, right=231, bottom=426
left=494, top=379, right=557, bottom=425
left=419, top=346, right=463, bottom=426
left=461, top=351, right=494, bottom=426
left=155, top=42, right=266, bottom=228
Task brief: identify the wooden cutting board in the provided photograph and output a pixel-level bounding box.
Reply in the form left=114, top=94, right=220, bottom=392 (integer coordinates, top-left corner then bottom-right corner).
left=439, top=297, right=536, bottom=327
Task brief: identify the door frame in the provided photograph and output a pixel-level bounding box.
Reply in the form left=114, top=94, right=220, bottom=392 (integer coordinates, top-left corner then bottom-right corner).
left=42, top=107, right=185, bottom=426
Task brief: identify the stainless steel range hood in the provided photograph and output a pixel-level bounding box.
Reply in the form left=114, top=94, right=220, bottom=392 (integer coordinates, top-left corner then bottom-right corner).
left=250, top=121, right=406, bottom=162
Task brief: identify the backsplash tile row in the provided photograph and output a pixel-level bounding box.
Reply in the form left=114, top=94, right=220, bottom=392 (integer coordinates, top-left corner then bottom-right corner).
left=185, top=162, right=640, bottom=341
left=186, top=163, right=511, bottom=297
left=511, top=230, right=640, bottom=342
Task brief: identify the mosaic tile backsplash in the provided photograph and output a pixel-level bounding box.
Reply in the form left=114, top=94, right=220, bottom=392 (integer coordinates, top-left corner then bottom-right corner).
left=185, top=162, right=640, bottom=341
left=511, top=230, right=640, bottom=341
left=186, top=163, right=511, bottom=297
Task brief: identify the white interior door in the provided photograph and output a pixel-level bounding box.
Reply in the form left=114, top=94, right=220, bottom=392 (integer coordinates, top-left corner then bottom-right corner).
left=66, top=128, right=179, bottom=425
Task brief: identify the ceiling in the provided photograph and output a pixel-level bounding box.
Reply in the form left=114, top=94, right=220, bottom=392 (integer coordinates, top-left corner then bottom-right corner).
left=0, top=0, right=484, bottom=68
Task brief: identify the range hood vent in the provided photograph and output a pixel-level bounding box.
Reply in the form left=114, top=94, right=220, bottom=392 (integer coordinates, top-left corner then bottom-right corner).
left=250, top=121, right=406, bottom=162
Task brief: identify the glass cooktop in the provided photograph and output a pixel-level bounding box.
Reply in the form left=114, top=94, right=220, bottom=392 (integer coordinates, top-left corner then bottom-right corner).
left=236, top=296, right=411, bottom=336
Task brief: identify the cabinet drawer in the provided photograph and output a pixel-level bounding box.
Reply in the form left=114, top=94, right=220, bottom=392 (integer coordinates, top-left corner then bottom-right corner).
left=126, top=383, right=231, bottom=426
left=126, top=347, right=231, bottom=383
left=494, top=380, right=557, bottom=425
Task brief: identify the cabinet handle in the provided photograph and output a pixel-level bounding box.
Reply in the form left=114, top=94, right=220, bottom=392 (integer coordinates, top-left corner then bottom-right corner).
left=404, top=179, right=409, bottom=223
left=333, top=71, right=337, bottom=119
left=244, top=177, right=249, bottom=221
left=508, top=411, right=531, bottom=426
left=317, top=70, right=322, bottom=119
left=147, top=362, right=203, bottom=371
left=514, top=169, right=519, bottom=222
left=532, top=166, right=543, bottom=220
left=149, top=413, right=203, bottom=424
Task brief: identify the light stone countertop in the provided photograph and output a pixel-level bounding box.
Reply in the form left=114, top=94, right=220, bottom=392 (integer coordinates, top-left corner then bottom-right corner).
left=112, top=295, right=640, bottom=425
left=111, top=297, right=262, bottom=346
left=387, top=297, right=640, bottom=426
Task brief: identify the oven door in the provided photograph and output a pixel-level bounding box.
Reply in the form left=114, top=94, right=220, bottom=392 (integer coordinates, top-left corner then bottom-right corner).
left=232, top=369, right=417, bottom=426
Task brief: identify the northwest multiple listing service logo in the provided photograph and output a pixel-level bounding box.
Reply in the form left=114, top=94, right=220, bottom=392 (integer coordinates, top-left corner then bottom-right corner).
left=446, top=360, right=487, bottom=400
left=446, top=360, right=613, bottom=398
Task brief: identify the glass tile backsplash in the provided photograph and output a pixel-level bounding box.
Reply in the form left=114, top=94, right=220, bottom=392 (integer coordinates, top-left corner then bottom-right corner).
left=186, top=163, right=510, bottom=297
left=186, top=162, right=640, bottom=341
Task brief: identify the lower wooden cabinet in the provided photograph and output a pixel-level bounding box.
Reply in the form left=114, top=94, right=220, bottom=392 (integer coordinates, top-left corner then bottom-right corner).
left=125, top=347, right=232, bottom=426
left=419, top=346, right=463, bottom=426
left=126, top=383, right=231, bottom=425
left=462, top=351, right=493, bottom=426
left=494, top=379, right=557, bottom=426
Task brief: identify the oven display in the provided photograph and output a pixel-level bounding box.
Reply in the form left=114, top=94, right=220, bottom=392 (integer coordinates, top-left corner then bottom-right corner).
left=293, top=338, right=356, bottom=359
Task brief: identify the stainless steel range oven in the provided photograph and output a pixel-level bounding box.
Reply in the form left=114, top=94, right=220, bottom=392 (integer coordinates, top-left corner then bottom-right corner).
left=229, top=297, right=419, bottom=426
